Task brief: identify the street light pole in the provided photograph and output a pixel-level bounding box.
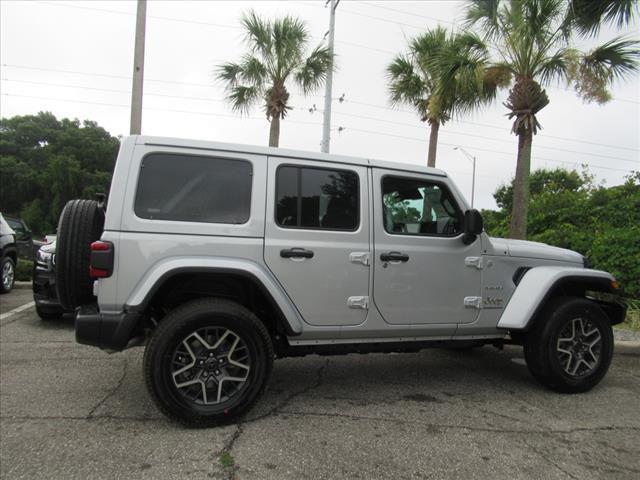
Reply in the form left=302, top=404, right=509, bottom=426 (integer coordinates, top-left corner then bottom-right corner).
left=453, top=147, right=477, bottom=208
left=321, top=0, right=339, bottom=153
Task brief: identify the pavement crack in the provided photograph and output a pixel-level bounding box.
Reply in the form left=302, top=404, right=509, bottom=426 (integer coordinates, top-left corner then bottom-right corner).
left=244, top=359, right=329, bottom=424
left=87, top=358, right=128, bottom=418
left=522, top=438, right=579, bottom=479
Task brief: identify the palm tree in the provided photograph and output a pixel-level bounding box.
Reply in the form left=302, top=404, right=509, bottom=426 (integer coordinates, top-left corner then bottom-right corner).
left=387, top=27, right=509, bottom=168
left=466, top=0, right=639, bottom=239
left=216, top=11, right=332, bottom=147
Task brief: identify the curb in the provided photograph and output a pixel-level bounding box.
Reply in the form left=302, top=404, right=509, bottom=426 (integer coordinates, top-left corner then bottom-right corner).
left=13, top=281, right=32, bottom=290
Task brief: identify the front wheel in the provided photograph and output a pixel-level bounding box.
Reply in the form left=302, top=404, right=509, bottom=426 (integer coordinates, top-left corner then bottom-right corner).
left=144, top=298, right=274, bottom=427
left=524, top=297, right=613, bottom=393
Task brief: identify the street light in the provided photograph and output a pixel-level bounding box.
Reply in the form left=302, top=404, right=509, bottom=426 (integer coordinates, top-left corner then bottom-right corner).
left=453, top=147, right=477, bottom=208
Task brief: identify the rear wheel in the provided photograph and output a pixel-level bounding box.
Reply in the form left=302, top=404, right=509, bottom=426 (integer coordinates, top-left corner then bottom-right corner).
left=0, top=257, right=15, bottom=294
left=144, top=298, right=273, bottom=427
left=524, top=297, right=613, bottom=393
left=55, top=199, right=104, bottom=310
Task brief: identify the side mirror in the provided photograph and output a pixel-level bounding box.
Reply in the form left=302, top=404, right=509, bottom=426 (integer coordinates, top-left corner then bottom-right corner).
left=462, top=209, right=483, bottom=245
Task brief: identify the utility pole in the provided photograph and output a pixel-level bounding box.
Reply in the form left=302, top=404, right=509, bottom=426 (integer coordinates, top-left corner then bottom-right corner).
left=129, top=0, right=147, bottom=135
left=321, top=0, right=339, bottom=153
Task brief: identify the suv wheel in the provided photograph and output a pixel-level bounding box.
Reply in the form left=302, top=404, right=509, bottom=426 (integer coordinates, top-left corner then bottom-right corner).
left=144, top=298, right=274, bottom=427
left=0, top=257, right=15, bottom=294
left=524, top=297, right=613, bottom=393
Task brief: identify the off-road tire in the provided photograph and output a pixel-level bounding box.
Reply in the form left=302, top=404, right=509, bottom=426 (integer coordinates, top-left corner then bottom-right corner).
left=36, top=305, right=65, bottom=321
left=144, top=298, right=274, bottom=428
left=524, top=296, right=613, bottom=393
left=0, top=256, right=15, bottom=294
left=55, top=200, right=104, bottom=311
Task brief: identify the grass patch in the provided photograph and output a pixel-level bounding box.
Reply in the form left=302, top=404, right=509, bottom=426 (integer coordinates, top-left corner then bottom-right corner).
left=16, top=259, right=33, bottom=282
left=615, top=298, right=640, bottom=332
left=218, top=452, right=234, bottom=467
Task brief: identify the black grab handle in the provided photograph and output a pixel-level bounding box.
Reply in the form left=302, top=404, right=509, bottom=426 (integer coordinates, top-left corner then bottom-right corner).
left=380, top=251, right=409, bottom=262
left=280, top=248, right=314, bottom=259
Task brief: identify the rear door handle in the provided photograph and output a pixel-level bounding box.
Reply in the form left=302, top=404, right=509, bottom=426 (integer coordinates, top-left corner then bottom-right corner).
left=380, top=251, right=409, bottom=262
left=280, top=248, right=314, bottom=259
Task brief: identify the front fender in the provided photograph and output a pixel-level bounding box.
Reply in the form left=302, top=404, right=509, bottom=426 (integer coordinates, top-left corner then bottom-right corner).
left=126, top=256, right=304, bottom=334
left=497, top=266, right=615, bottom=330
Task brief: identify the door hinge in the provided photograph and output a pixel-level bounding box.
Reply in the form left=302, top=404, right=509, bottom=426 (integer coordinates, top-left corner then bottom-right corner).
left=347, top=296, right=369, bottom=310
left=350, top=252, right=370, bottom=266
left=465, top=256, right=483, bottom=270
left=464, top=296, right=483, bottom=309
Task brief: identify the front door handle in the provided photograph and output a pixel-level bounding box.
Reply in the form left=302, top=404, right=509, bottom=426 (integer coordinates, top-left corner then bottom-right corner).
left=280, top=248, right=314, bottom=259
left=380, top=251, right=409, bottom=262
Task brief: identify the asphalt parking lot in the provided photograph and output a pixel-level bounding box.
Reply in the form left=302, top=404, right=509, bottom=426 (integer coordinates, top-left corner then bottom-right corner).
left=1, top=287, right=639, bottom=479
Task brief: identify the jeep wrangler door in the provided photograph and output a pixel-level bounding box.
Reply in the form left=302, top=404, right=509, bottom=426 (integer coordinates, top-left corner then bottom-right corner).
left=264, top=158, right=370, bottom=327
left=372, top=170, right=481, bottom=325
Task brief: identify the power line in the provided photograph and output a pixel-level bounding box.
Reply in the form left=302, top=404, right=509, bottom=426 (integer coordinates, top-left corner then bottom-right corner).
left=329, top=109, right=638, bottom=164
left=1, top=93, right=321, bottom=126
left=3, top=63, right=637, bottom=155
left=341, top=127, right=634, bottom=174
left=358, top=1, right=455, bottom=25
left=341, top=98, right=639, bottom=153
left=1, top=78, right=227, bottom=103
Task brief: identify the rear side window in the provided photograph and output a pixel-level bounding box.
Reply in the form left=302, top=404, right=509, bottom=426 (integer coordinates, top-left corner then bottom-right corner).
left=134, top=153, right=252, bottom=224
left=276, top=166, right=359, bottom=231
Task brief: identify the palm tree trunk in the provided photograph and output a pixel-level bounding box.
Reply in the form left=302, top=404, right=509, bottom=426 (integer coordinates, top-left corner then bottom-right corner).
left=269, top=116, right=280, bottom=147
left=509, top=129, right=533, bottom=239
left=427, top=121, right=439, bottom=168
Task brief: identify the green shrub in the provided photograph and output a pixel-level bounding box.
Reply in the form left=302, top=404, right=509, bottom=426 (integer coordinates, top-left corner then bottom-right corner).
left=589, top=227, right=640, bottom=298
left=15, top=259, right=33, bottom=282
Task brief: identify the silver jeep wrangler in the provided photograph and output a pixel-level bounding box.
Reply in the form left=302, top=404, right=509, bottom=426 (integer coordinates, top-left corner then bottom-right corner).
left=56, top=135, right=626, bottom=427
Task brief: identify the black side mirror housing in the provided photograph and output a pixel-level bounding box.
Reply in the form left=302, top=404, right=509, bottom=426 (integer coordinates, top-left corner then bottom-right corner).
left=462, top=209, right=483, bottom=245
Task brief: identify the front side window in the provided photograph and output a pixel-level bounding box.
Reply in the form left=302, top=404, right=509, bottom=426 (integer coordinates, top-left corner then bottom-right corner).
left=134, top=153, right=252, bottom=224
left=382, top=176, right=462, bottom=236
left=276, top=166, right=359, bottom=230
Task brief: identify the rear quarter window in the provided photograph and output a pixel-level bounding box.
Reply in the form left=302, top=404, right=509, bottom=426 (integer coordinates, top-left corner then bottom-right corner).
left=134, top=153, right=252, bottom=224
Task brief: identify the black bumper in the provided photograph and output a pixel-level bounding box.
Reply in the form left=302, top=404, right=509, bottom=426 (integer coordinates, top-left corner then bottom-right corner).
left=75, top=304, right=142, bottom=351
left=32, top=268, right=63, bottom=309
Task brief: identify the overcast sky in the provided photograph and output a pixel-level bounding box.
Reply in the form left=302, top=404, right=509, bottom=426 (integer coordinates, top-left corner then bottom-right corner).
left=1, top=0, right=639, bottom=210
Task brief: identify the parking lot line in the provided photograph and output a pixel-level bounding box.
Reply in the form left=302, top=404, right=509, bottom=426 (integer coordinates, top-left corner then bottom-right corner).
left=0, top=301, right=35, bottom=320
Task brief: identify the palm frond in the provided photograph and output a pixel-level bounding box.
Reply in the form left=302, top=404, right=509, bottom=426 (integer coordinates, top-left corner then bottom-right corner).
left=584, top=36, right=640, bottom=80
left=386, top=55, right=428, bottom=107
left=567, top=0, right=638, bottom=36
left=464, top=0, right=501, bottom=38
left=272, top=15, right=309, bottom=79
left=226, top=85, right=261, bottom=115
left=241, top=10, right=273, bottom=60
left=216, top=62, right=243, bottom=89
left=238, top=54, right=267, bottom=86
left=294, top=45, right=333, bottom=94
left=535, top=48, right=572, bottom=84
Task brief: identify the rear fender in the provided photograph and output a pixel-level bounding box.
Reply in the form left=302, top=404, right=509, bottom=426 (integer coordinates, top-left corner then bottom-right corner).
left=126, top=257, right=304, bottom=335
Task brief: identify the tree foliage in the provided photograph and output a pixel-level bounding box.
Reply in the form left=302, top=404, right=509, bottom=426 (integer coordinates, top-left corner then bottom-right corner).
left=465, top=0, right=639, bottom=239
left=0, top=112, right=119, bottom=235
left=216, top=11, right=332, bottom=147
left=483, top=169, right=640, bottom=297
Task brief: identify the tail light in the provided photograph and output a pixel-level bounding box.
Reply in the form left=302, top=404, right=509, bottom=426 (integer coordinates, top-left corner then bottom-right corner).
left=90, top=241, right=114, bottom=278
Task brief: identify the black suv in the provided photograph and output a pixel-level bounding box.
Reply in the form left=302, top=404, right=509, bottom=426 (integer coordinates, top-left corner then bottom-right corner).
left=3, top=215, right=35, bottom=260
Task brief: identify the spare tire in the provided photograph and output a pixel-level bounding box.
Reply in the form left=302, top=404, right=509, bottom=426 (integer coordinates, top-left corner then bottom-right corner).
left=56, top=199, right=104, bottom=311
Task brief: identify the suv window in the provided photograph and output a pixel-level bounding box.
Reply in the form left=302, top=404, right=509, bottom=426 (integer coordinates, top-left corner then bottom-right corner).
left=276, top=166, right=359, bottom=230
left=134, top=153, right=252, bottom=224
left=382, top=176, right=462, bottom=236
